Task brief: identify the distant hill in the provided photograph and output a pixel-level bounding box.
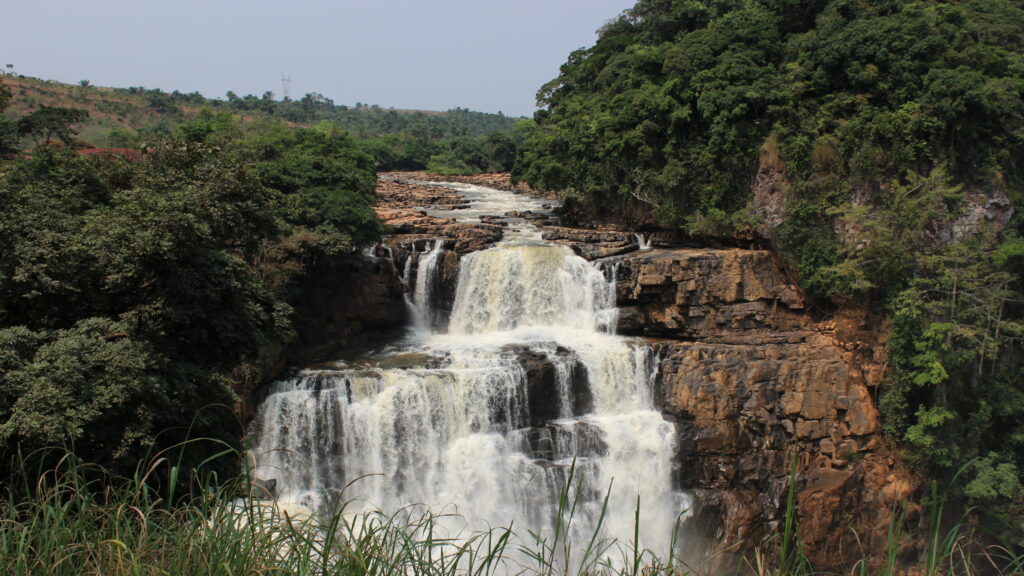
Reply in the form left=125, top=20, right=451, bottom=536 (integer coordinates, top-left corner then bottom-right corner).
left=0, top=74, right=519, bottom=148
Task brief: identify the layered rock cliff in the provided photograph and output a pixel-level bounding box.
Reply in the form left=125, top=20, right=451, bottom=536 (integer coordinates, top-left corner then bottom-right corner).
left=610, top=247, right=904, bottom=570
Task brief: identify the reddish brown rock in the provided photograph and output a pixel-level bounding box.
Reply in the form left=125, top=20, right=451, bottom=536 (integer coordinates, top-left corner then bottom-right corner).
left=375, top=177, right=508, bottom=254
left=542, top=226, right=640, bottom=259
left=620, top=246, right=901, bottom=571
left=382, top=170, right=550, bottom=197
left=616, top=248, right=806, bottom=339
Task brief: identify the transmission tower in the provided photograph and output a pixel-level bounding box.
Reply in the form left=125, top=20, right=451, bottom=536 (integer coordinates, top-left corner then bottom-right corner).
left=281, top=74, right=291, bottom=101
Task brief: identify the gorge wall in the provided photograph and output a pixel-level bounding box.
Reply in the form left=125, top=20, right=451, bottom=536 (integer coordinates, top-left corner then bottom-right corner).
left=614, top=248, right=905, bottom=570
left=274, top=172, right=911, bottom=572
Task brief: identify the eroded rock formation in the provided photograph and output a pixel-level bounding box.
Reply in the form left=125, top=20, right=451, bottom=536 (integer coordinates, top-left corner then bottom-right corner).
left=613, top=246, right=906, bottom=571
left=288, top=252, right=408, bottom=365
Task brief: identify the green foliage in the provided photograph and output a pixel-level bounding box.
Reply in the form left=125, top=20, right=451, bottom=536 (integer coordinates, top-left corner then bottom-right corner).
left=0, top=81, right=10, bottom=112
left=520, top=0, right=1024, bottom=547
left=0, top=319, right=161, bottom=466
left=425, top=133, right=516, bottom=175
left=230, top=122, right=382, bottom=248
left=822, top=169, right=963, bottom=301
left=173, top=107, right=239, bottom=143
left=0, top=83, right=16, bottom=156
left=0, top=128, right=381, bottom=476
left=517, top=0, right=1023, bottom=239
left=882, top=232, right=1024, bottom=543
left=0, top=147, right=282, bottom=473
left=966, top=454, right=1022, bottom=503
left=16, top=105, right=89, bottom=146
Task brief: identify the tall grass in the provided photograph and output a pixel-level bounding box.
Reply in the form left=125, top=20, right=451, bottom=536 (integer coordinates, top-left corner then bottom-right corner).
left=0, top=448, right=686, bottom=576
left=1, top=446, right=1022, bottom=575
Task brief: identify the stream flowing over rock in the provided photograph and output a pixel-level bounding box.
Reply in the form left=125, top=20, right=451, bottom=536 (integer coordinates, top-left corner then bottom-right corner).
left=251, top=186, right=687, bottom=569
left=255, top=175, right=907, bottom=572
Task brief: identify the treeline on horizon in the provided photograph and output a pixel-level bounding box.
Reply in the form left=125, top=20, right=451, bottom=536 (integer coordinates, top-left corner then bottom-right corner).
left=1, top=73, right=523, bottom=175
left=513, top=0, right=1024, bottom=549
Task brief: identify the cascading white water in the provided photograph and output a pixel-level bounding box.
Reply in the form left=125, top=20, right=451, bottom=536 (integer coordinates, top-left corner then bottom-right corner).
left=251, top=186, right=686, bottom=569
left=413, top=240, right=444, bottom=330
left=449, top=243, right=616, bottom=335
left=635, top=233, right=653, bottom=250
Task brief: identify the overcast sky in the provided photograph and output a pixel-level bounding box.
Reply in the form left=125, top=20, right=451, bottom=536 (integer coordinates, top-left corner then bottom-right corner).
left=1, top=0, right=636, bottom=117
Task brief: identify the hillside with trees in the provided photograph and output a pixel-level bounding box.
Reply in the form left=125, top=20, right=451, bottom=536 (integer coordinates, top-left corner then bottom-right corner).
left=0, top=74, right=521, bottom=173
left=0, top=79, right=388, bottom=478
left=515, top=0, right=1024, bottom=546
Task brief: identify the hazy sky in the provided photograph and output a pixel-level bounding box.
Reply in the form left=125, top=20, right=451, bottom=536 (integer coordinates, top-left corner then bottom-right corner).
left=1, top=0, right=636, bottom=117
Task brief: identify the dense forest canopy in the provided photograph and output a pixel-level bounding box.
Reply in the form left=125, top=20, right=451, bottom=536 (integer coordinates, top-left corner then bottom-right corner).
left=515, top=0, right=1024, bottom=545
left=516, top=0, right=1023, bottom=231
left=0, top=81, right=391, bottom=478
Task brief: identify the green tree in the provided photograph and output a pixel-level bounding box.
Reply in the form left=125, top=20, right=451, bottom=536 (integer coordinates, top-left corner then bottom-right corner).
left=17, top=106, right=89, bottom=146
left=0, top=145, right=290, bottom=475
left=0, top=82, right=17, bottom=156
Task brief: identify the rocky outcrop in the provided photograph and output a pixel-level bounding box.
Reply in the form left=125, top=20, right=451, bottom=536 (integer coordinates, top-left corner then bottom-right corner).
left=751, top=164, right=790, bottom=238
left=543, top=227, right=639, bottom=259
left=375, top=176, right=507, bottom=254
left=615, top=248, right=806, bottom=340
left=376, top=208, right=505, bottom=254
left=616, top=247, right=905, bottom=572
left=381, top=170, right=551, bottom=196
left=288, top=253, right=408, bottom=366
left=945, top=186, right=1014, bottom=243
left=655, top=335, right=889, bottom=568
left=505, top=345, right=593, bottom=426
left=750, top=162, right=1015, bottom=248
left=543, top=226, right=686, bottom=260
left=377, top=177, right=470, bottom=210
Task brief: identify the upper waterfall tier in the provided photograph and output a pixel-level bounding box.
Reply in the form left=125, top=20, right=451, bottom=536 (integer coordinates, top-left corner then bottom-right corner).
left=449, top=242, right=617, bottom=335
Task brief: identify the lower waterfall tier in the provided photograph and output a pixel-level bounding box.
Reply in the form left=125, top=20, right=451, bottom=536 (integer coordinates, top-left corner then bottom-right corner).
left=251, top=334, right=684, bottom=560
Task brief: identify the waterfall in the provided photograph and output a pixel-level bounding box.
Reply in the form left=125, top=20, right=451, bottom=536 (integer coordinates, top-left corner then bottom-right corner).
left=449, top=243, right=616, bottom=335
left=635, top=233, right=653, bottom=250
left=413, top=240, right=444, bottom=330
left=251, top=189, right=686, bottom=569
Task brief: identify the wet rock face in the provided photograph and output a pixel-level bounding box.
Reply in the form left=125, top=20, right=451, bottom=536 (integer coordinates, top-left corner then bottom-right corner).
left=523, top=421, right=608, bottom=462
left=289, top=254, right=408, bottom=366
left=505, top=345, right=593, bottom=426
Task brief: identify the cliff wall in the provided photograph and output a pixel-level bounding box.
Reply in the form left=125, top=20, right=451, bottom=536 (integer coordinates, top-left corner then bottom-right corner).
left=612, top=247, right=906, bottom=570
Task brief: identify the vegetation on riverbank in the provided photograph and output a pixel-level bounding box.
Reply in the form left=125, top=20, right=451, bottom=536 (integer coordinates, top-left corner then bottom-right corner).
left=0, top=83, right=388, bottom=479
left=515, top=0, right=1024, bottom=551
